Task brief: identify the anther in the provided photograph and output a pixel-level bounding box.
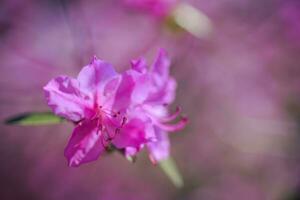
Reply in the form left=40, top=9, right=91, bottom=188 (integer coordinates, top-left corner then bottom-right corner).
left=180, top=115, right=188, bottom=122
left=101, top=136, right=108, bottom=149
left=121, top=117, right=127, bottom=127
left=115, top=128, right=120, bottom=135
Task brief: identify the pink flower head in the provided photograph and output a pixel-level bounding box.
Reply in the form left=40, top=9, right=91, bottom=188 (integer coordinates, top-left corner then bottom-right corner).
left=124, top=0, right=177, bottom=17
left=44, top=57, right=143, bottom=167
left=44, top=49, right=186, bottom=166
left=123, top=49, right=187, bottom=163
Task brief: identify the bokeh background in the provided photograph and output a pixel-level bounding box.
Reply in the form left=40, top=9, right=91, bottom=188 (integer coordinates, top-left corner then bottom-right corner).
left=1, top=0, right=300, bottom=199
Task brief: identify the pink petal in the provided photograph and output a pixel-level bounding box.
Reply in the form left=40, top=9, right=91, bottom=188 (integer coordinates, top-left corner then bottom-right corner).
left=163, top=77, right=177, bottom=104
left=77, top=57, right=117, bottom=94
left=102, top=76, right=121, bottom=109
left=64, top=120, right=104, bottom=167
left=43, top=76, right=94, bottom=122
left=147, top=128, right=170, bottom=162
left=112, top=118, right=148, bottom=149
left=127, top=70, right=152, bottom=104
left=146, top=77, right=176, bottom=104
left=145, top=49, right=176, bottom=104
left=152, top=48, right=171, bottom=82
left=131, top=58, right=147, bottom=73
left=112, top=73, right=135, bottom=111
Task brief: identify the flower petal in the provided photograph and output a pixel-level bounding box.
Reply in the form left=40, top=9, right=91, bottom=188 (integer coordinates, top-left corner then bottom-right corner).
left=64, top=120, right=104, bottom=167
left=152, top=48, right=171, bottom=82
left=77, top=57, right=117, bottom=94
left=163, top=77, right=177, bottom=104
left=130, top=70, right=153, bottom=104
left=102, top=76, right=121, bottom=109
left=43, top=76, right=93, bottom=122
left=112, top=118, right=148, bottom=149
left=146, top=77, right=177, bottom=104
left=145, top=49, right=176, bottom=104
left=147, top=128, right=170, bottom=162
left=131, top=58, right=147, bottom=73
left=112, top=73, right=135, bottom=112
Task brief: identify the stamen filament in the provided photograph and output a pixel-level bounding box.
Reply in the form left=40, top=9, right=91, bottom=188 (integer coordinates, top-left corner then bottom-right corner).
left=159, top=106, right=181, bottom=122
left=155, top=117, right=188, bottom=132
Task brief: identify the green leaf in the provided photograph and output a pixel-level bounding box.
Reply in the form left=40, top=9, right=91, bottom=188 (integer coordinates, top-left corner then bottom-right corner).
left=159, top=157, right=184, bottom=188
left=5, top=112, right=63, bottom=126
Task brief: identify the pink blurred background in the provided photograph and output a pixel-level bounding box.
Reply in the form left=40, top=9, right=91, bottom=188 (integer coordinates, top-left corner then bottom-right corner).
left=1, top=0, right=300, bottom=199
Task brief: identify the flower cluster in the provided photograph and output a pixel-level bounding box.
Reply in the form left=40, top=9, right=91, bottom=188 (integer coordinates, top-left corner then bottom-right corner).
left=44, top=49, right=187, bottom=167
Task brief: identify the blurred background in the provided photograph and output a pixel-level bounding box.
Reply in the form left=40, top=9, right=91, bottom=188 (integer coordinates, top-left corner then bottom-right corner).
left=1, top=0, right=300, bottom=199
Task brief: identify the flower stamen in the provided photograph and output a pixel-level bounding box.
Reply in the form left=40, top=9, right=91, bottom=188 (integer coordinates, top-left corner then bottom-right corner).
left=159, top=106, right=181, bottom=122
left=155, top=116, right=188, bottom=132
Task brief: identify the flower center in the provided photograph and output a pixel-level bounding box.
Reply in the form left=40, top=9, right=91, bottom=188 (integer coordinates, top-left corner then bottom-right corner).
left=96, top=106, right=127, bottom=149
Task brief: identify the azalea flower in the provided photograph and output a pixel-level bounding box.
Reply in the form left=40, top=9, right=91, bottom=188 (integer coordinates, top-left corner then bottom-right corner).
left=123, top=49, right=187, bottom=163
left=44, top=49, right=186, bottom=166
left=44, top=57, right=143, bottom=167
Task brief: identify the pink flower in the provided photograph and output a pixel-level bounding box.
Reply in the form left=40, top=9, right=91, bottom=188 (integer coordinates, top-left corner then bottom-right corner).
left=123, top=49, right=187, bottom=163
left=44, top=57, right=143, bottom=167
left=124, top=0, right=177, bottom=17
left=44, top=49, right=186, bottom=166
